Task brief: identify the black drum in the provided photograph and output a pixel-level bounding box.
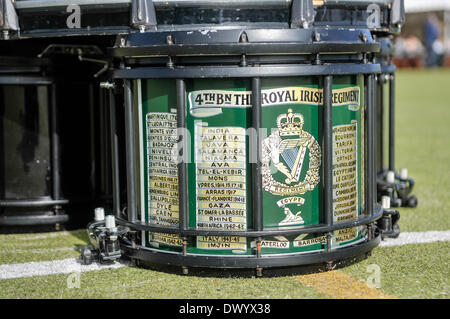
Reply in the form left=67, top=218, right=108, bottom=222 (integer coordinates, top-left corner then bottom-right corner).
left=0, top=0, right=410, bottom=272
left=0, top=56, right=112, bottom=229
left=374, top=37, right=416, bottom=209
left=0, top=0, right=137, bottom=229
left=74, top=0, right=391, bottom=274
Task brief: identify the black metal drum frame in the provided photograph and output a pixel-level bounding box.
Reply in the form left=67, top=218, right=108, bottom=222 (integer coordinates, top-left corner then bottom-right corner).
left=0, top=56, right=114, bottom=227
left=103, top=28, right=384, bottom=270
left=0, top=0, right=412, bottom=271
left=375, top=37, right=417, bottom=209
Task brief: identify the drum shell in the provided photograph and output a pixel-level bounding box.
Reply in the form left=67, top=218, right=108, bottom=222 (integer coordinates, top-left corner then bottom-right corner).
left=0, top=85, right=51, bottom=200
left=0, top=69, right=112, bottom=227
left=134, top=74, right=366, bottom=256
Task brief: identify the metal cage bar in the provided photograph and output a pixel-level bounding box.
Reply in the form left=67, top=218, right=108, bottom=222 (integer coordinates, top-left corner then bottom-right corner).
left=388, top=74, right=395, bottom=171
left=323, top=75, right=333, bottom=227
left=124, top=79, right=137, bottom=222
left=117, top=203, right=382, bottom=237
left=377, top=79, right=384, bottom=173
left=364, top=75, right=370, bottom=217
left=50, top=84, right=61, bottom=204
left=365, top=74, right=376, bottom=217
left=372, top=75, right=378, bottom=211
left=117, top=70, right=382, bottom=233
left=176, top=79, right=189, bottom=232
left=109, top=89, right=121, bottom=218
left=251, top=77, right=263, bottom=232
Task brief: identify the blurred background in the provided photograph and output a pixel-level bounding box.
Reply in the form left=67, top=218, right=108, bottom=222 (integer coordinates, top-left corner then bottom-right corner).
left=396, top=0, right=450, bottom=68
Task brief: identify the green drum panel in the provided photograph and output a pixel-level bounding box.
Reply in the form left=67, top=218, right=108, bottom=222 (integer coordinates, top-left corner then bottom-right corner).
left=139, top=79, right=182, bottom=252
left=139, top=75, right=365, bottom=256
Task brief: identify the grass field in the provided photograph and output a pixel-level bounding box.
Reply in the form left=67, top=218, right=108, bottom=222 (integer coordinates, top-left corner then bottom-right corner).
left=0, top=69, right=449, bottom=299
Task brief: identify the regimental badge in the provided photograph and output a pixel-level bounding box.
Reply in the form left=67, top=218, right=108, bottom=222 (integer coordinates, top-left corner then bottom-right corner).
left=262, top=109, right=321, bottom=226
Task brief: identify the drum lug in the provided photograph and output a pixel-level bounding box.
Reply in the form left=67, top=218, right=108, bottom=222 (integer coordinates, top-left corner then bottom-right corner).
left=313, top=31, right=320, bottom=42
left=131, top=0, right=157, bottom=32
left=100, top=82, right=116, bottom=90
left=360, top=32, right=368, bottom=43
left=290, top=0, right=315, bottom=29
left=239, top=32, right=249, bottom=44
left=166, top=35, right=174, bottom=45
left=390, top=0, right=406, bottom=31
left=0, top=0, right=19, bottom=40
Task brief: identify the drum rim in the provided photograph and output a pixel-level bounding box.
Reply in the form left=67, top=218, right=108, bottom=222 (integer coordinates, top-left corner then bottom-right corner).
left=112, top=63, right=381, bottom=80
left=0, top=214, right=69, bottom=226
left=110, top=28, right=379, bottom=57
left=121, top=231, right=381, bottom=269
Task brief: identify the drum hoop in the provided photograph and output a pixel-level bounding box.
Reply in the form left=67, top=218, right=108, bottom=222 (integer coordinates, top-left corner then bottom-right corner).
left=121, top=230, right=381, bottom=269
left=112, top=63, right=381, bottom=80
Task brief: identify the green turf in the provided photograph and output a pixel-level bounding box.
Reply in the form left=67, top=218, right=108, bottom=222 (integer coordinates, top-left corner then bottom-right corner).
left=1, top=242, right=448, bottom=299
left=0, top=267, right=327, bottom=299
left=0, top=230, right=89, bottom=265
left=342, top=241, right=450, bottom=299
left=393, top=69, right=450, bottom=232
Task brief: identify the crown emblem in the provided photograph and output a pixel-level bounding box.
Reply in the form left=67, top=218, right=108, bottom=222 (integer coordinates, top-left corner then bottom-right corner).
left=277, top=109, right=304, bottom=136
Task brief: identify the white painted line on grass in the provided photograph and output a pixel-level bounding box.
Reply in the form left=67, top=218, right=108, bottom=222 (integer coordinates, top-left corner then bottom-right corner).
left=0, top=258, right=130, bottom=280
left=0, top=247, right=76, bottom=254
left=379, top=230, right=450, bottom=247
left=13, top=231, right=74, bottom=241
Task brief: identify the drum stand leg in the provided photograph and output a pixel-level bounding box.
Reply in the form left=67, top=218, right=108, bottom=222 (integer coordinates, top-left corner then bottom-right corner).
left=377, top=74, right=418, bottom=208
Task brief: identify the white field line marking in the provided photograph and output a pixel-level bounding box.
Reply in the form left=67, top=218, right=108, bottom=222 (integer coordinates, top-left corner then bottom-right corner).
left=0, top=247, right=76, bottom=254
left=379, top=230, right=450, bottom=247
left=13, top=231, right=74, bottom=241
left=0, top=258, right=130, bottom=280
left=0, top=231, right=449, bottom=280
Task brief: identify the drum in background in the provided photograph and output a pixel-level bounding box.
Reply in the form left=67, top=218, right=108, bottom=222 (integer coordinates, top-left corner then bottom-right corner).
left=313, top=0, right=404, bottom=34
left=0, top=56, right=112, bottom=229
left=0, top=0, right=160, bottom=230
left=8, top=0, right=132, bottom=39
left=362, top=1, right=416, bottom=210
left=312, top=0, right=414, bottom=214
left=374, top=36, right=417, bottom=212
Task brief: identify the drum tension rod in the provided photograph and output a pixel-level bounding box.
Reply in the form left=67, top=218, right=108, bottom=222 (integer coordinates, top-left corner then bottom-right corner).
left=78, top=53, right=109, bottom=78
left=36, top=45, right=109, bottom=78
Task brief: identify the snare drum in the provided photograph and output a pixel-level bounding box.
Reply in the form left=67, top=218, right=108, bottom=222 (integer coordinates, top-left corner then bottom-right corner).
left=100, top=0, right=384, bottom=271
